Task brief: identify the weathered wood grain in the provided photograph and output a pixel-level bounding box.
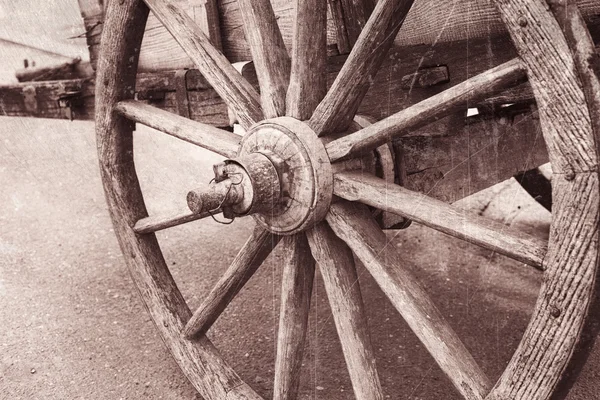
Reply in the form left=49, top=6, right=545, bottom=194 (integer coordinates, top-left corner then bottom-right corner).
left=483, top=1, right=600, bottom=399
left=273, top=234, right=314, bottom=400
left=327, top=202, right=492, bottom=400
left=77, top=0, right=104, bottom=69
left=339, top=0, right=375, bottom=47
left=115, top=100, right=240, bottom=158
left=183, top=226, right=280, bottom=338
left=286, top=0, right=327, bottom=120
left=186, top=179, right=244, bottom=214
left=334, top=171, right=547, bottom=269
left=190, top=0, right=222, bottom=50
left=327, top=0, right=351, bottom=54
left=79, top=0, right=600, bottom=71
left=143, top=0, right=263, bottom=129
left=549, top=0, right=600, bottom=158
left=398, top=110, right=550, bottom=204
left=307, top=223, right=384, bottom=400
left=395, top=0, right=600, bottom=47
left=0, top=78, right=95, bottom=120
left=326, top=58, right=527, bottom=161
left=95, top=0, right=263, bottom=398
left=237, top=0, right=290, bottom=118
left=546, top=3, right=600, bottom=396
left=309, top=0, right=416, bottom=135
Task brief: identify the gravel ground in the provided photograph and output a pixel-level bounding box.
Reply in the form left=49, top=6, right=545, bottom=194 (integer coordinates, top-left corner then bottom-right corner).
left=1, top=117, right=599, bottom=399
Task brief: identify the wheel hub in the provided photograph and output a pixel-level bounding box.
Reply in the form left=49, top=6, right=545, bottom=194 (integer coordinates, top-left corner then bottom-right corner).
left=187, top=117, right=333, bottom=235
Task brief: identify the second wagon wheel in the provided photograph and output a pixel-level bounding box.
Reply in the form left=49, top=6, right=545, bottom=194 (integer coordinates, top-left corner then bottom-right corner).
left=95, top=0, right=600, bottom=399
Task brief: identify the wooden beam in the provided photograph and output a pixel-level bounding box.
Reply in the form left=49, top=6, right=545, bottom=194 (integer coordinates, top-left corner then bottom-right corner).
left=0, top=78, right=95, bottom=120
left=0, top=36, right=551, bottom=203
left=8, top=28, right=599, bottom=125
left=13, top=27, right=600, bottom=202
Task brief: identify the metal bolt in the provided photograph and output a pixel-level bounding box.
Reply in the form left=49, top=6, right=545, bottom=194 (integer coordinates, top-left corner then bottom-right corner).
left=565, top=171, right=576, bottom=181
left=518, top=17, right=528, bottom=27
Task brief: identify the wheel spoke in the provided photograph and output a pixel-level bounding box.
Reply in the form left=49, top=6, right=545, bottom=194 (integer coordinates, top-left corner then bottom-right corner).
left=309, top=0, right=415, bottom=135
left=286, top=0, right=327, bottom=120
left=115, top=100, right=239, bottom=158
left=334, top=171, right=547, bottom=269
left=326, top=58, right=527, bottom=161
left=306, top=223, right=384, bottom=400
left=326, top=202, right=492, bottom=399
left=237, top=0, right=290, bottom=118
left=184, top=226, right=280, bottom=338
left=273, top=234, right=315, bottom=400
left=142, top=0, right=263, bottom=129
left=134, top=208, right=217, bottom=234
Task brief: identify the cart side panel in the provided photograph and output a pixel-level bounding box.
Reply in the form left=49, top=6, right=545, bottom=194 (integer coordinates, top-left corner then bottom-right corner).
left=78, top=0, right=600, bottom=72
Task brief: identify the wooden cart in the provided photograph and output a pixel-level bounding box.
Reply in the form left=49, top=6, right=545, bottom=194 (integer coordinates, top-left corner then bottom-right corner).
left=3, top=0, right=600, bottom=398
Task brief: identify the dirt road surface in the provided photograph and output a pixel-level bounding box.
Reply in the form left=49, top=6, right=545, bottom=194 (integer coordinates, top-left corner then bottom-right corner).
left=1, top=117, right=599, bottom=399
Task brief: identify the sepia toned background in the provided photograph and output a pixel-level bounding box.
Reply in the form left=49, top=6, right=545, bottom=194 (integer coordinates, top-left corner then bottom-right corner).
left=1, top=1, right=600, bottom=399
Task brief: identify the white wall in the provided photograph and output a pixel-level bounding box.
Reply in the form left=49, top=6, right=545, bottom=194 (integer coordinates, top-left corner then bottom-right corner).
left=0, top=41, right=72, bottom=83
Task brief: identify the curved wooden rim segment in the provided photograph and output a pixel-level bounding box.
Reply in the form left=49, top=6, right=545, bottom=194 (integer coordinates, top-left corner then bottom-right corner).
left=486, top=1, right=600, bottom=399
left=546, top=2, right=600, bottom=397
left=95, top=0, right=263, bottom=398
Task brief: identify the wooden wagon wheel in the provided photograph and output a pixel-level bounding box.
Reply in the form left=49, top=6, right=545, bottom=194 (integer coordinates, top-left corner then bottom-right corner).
left=95, top=0, right=600, bottom=398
